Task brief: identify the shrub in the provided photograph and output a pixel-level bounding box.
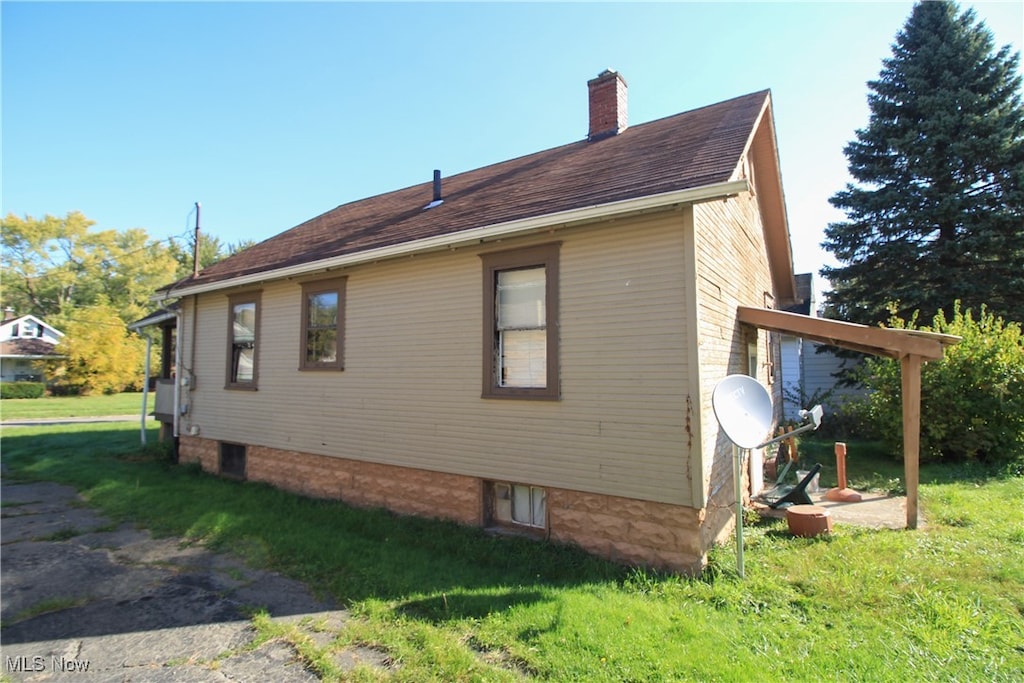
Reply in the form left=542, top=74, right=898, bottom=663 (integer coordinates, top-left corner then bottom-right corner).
left=48, top=300, right=146, bottom=396
left=0, top=382, right=46, bottom=399
left=819, top=395, right=876, bottom=441
left=856, top=303, right=1024, bottom=467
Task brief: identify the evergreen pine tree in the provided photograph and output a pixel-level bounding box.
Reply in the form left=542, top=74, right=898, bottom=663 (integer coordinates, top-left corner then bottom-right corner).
left=822, top=0, right=1024, bottom=325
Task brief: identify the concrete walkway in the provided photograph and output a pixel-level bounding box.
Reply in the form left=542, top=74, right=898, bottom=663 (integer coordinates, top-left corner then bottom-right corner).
left=0, top=415, right=147, bottom=427
left=0, top=476, right=391, bottom=681
left=756, top=488, right=919, bottom=530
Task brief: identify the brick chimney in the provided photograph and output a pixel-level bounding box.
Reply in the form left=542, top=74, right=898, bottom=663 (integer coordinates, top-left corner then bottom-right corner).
left=587, top=69, right=628, bottom=141
left=3, top=307, right=15, bottom=322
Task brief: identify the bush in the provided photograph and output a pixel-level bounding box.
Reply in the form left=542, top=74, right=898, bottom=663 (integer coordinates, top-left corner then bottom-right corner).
left=856, top=303, right=1024, bottom=467
left=818, top=396, right=876, bottom=441
left=1, top=382, right=46, bottom=399
left=48, top=300, right=146, bottom=396
left=47, top=383, right=82, bottom=397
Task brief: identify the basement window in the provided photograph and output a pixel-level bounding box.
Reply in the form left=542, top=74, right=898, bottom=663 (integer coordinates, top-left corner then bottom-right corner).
left=219, top=442, right=247, bottom=480
left=490, top=482, right=547, bottom=530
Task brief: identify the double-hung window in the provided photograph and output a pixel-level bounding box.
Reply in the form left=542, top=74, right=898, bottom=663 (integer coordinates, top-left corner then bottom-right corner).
left=226, top=292, right=260, bottom=390
left=300, top=278, right=346, bottom=371
left=481, top=243, right=560, bottom=399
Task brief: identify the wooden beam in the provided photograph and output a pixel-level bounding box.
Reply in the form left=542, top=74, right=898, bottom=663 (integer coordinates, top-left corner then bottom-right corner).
left=736, top=305, right=961, bottom=532
left=736, top=305, right=960, bottom=531
left=901, top=354, right=923, bottom=529
left=737, top=306, right=953, bottom=360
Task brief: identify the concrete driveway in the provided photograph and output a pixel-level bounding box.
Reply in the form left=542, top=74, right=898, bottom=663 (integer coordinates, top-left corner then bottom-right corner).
left=0, top=476, right=391, bottom=681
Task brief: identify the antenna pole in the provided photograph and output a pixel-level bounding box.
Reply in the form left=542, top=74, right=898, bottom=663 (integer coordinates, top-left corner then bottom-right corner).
left=192, top=202, right=201, bottom=278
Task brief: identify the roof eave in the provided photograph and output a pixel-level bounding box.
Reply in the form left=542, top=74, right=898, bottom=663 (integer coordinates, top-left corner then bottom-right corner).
left=156, top=178, right=749, bottom=301
left=738, top=92, right=797, bottom=307
left=1, top=315, right=64, bottom=337
left=128, top=311, right=178, bottom=331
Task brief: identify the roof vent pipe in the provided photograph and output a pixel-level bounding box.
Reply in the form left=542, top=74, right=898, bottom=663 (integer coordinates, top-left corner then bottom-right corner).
left=424, top=170, right=444, bottom=210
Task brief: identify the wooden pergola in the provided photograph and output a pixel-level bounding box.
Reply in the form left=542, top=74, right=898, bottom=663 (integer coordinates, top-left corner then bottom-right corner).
left=737, top=306, right=960, bottom=529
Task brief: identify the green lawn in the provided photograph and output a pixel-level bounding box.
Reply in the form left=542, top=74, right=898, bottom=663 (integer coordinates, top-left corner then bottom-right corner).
left=0, top=391, right=152, bottom=420
left=2, top=424, right=1021, bottom=682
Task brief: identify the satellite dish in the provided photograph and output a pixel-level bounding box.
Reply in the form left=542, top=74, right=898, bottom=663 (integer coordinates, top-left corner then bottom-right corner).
left=712, top=374, right=774, bottom=449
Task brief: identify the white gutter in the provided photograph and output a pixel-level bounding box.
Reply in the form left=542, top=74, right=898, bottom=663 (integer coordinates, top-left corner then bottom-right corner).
left=128, top=310, right=176, bottom=331
left=156, top=179, right=749, bottom=301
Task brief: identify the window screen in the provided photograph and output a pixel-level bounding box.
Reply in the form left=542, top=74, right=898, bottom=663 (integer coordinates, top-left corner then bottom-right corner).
left=231, top=302, right=256, bottom=383
left=497, top=267, right=547, bottom=388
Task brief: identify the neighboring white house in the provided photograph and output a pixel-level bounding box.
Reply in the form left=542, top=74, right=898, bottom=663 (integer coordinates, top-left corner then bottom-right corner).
left=0, top=309, right=64, bottom=383
left=778, top=274, right=865, bottom=421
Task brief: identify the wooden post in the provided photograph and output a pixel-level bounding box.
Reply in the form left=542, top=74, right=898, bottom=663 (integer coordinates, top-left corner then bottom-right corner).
left=825, top=441, right=861, bottom=502
left=835, top=442, right=847, bottom=489
left=901, top=354, right=923, bottom=529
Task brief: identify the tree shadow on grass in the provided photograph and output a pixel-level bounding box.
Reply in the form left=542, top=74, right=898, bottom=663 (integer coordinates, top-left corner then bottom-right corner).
left=396, top=588, right=549, bottom=623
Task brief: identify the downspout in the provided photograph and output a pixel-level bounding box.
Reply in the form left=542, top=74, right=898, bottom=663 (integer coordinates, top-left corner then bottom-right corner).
left=173, top=306, right=184, bottom=439
left=140, top=332, right=152, bottom=446
left=188, top=293, right=198, bottom=428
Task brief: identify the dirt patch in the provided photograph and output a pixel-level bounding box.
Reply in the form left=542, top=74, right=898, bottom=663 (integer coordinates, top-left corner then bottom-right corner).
left=1, top=478, right=391, bottom=681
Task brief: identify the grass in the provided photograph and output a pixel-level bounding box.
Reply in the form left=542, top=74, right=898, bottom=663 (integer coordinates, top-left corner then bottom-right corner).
left=4, top=596, right=94, bottom=627
left=0, top=391, right=153, bottom=420
left=2, top=423, right=1022, bottom=681
left=794, top=437, right=906, bottom=493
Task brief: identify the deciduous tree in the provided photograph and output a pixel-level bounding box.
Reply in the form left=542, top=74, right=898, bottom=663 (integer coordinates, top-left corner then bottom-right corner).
left=48, top=299, right=146, bottom=395
left=1, top=212, right=178, bottom=323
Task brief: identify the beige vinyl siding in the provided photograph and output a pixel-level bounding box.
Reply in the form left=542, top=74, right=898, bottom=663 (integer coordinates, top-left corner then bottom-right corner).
left=691, top=189, right=775, bottom=525
left=181, top=209, right=697, bottom=505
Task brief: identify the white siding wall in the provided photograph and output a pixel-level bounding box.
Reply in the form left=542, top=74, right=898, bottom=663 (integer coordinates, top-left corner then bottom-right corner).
left=0, top=317, right=62, bottom=345
left=780, top=334, right=802, bottom=419
left=180, top=210, right=698, bottom=505
left=802, top=342, right=867, bottom=411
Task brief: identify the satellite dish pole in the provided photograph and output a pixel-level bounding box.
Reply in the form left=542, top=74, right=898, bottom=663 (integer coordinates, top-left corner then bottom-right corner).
left=192, top=202, right=201, bottom=278
left=712, top=374, right=824, bottom=578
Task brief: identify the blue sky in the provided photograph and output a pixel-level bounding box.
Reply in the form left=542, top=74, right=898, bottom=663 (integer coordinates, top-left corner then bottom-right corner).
left=3, top=1, right=1022, bottom=299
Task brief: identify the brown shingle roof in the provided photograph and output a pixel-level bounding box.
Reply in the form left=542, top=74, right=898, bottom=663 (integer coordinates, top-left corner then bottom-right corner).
left=166, top=89, right=769, bottom=292
left=0, top=338, right=61, bottom=357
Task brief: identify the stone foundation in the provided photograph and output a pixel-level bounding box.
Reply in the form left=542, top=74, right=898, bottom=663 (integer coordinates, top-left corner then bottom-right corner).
left=180, top=434, right=219, bottom=472
left=178, top=436, right=481, bottom=526
left=177, top=435, right=706, bottom=574
left=547, top=489, right=705, bottom=573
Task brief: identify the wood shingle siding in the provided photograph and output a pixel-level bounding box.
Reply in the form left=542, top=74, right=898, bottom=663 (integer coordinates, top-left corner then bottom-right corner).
left=691, top=192, right=776, bottom=543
